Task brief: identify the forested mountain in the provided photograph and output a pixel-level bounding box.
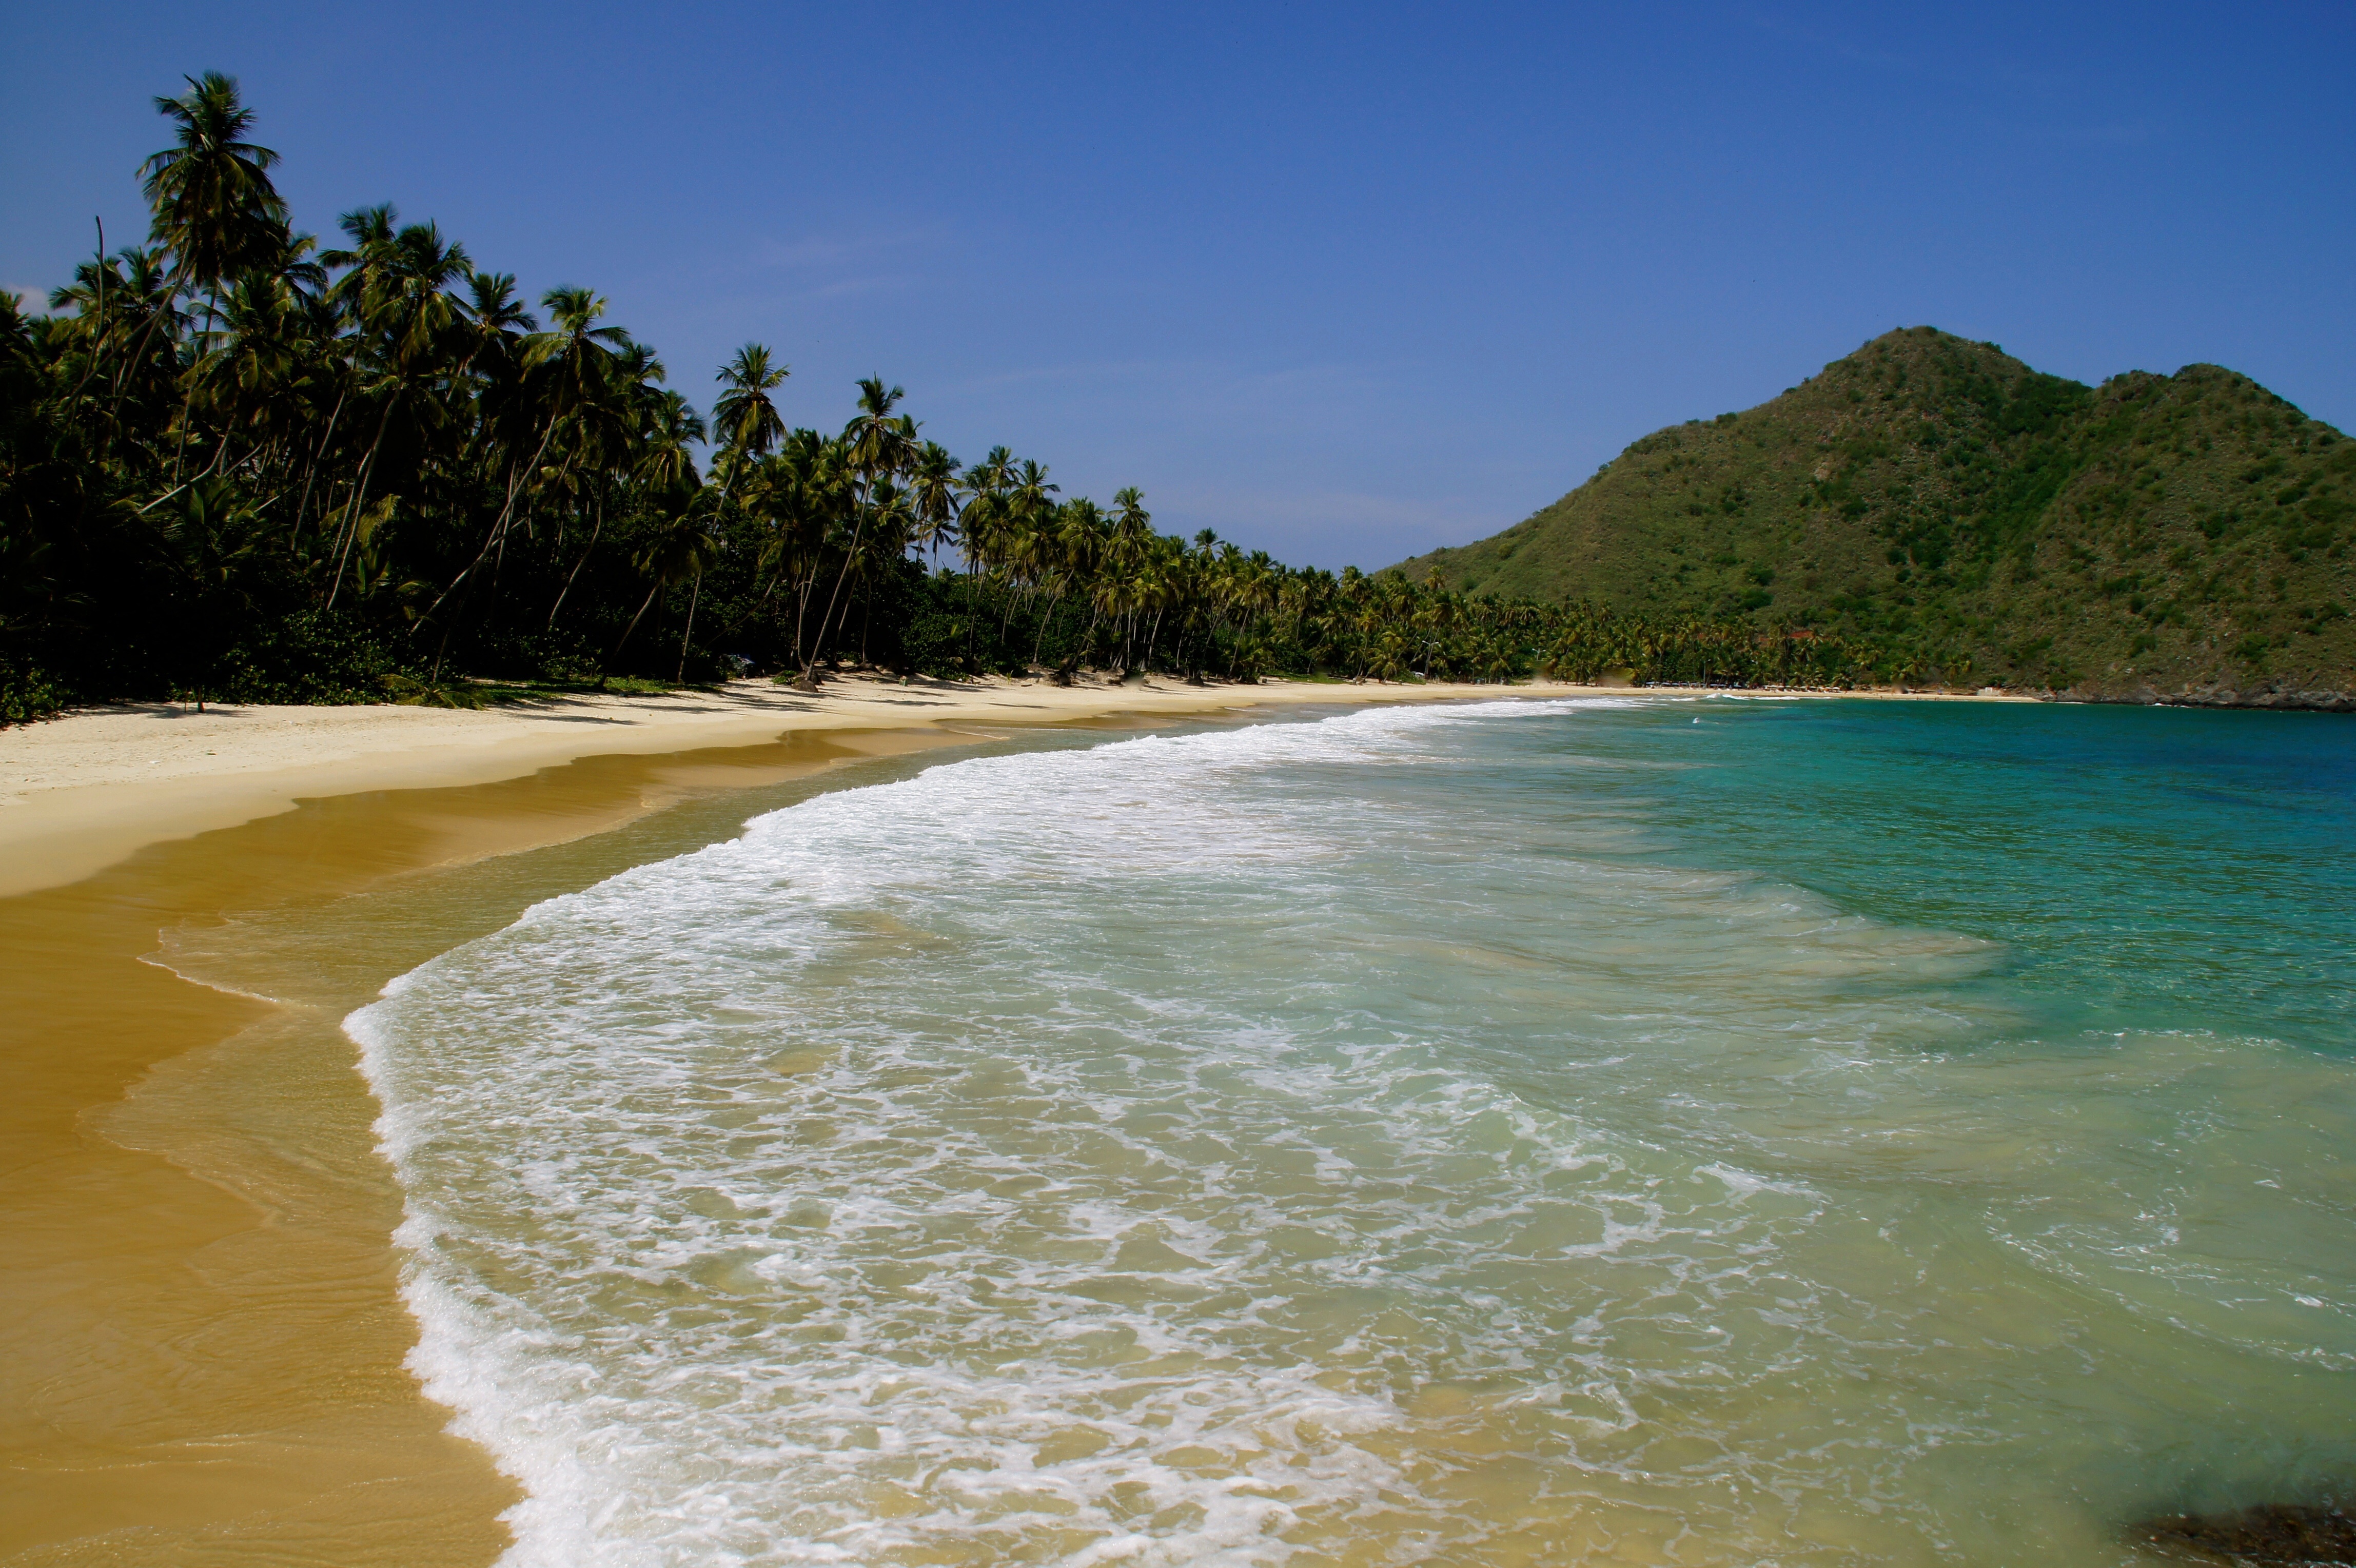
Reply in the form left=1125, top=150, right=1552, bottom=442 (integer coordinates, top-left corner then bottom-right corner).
left=1402, top=328, right=2356, bottom=708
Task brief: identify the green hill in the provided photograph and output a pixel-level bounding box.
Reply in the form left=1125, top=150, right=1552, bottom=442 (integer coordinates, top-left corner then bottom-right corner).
left=1400, top=328, right=2356, bottom=707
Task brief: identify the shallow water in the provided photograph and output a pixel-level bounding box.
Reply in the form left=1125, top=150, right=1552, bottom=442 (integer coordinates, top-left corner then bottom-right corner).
left=350, top=697, right=2356, bottom=1566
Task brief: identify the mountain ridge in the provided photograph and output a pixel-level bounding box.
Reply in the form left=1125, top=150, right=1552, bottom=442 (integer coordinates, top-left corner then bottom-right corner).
left=1397, top=328, right=2355, bottom=707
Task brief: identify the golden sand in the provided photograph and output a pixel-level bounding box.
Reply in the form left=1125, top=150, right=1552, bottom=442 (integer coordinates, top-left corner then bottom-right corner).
left=0, top=728, right=999, bottom=1564
left=0, top=674, right=1594, bottom=900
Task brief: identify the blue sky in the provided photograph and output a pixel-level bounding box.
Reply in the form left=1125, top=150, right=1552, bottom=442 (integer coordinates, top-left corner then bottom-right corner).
left=5, top=3, right=2350, bottom=568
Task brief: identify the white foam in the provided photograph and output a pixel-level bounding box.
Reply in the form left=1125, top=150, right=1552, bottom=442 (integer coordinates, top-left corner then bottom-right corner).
left=345, top=697, right=2356, bottom=1565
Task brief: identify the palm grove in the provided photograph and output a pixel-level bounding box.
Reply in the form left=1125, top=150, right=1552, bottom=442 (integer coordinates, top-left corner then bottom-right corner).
left=0, top=75, right=1915, bottom=724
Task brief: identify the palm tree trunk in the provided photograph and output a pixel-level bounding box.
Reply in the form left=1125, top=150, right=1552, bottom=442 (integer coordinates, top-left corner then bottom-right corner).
left=171, top=290, right=220, bottom=484
left=793, top=566, right=816, bottom=665
left=801, top=505, right=869, bottom=683
left=676, top=568, right=701, bottom=684
left=290, top=382, right=348, bottom=551
left=1031, top=591, right=1063, bottom=667
left=610, top=579, right=663, bottom=667
left=323, top=432, right=386, bottom=612
left=411, top=421, right=556, bottom=636
left=64, top=219, right=110, bottom=406
left=104, top=286, right=176, bottom=460
left=965, top=558, right=984, bottom=671
left=546, top=489, right=605, bottom=630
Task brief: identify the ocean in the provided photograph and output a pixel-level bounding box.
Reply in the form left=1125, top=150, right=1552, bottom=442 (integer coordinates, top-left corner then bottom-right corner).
left=347, top=696, right=2356, bottom=1566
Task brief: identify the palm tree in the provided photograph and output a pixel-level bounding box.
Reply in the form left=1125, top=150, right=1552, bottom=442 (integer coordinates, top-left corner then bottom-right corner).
left=709, top=343, right=788, bottom=506
left=907, top=441, right=963, bottom=569
left=131, top=73, right=289, bottom=466
left=410, top=283, right=620, bottom=636
left=547, top=364, right=697, bottom=632
left=321, top=211, right=476, bottom=609
left=799, top=376, right=909, bottom=683
left=142, top=73, right=289, bottom=292
left=609, top=503, right=720, bottom=677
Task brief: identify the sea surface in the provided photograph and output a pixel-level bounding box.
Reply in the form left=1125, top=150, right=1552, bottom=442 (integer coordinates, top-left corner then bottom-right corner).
left=348, top=696, right=2356, bottom=1566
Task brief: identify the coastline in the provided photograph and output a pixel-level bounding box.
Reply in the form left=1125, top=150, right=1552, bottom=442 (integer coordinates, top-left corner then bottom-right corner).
left=0, top=726, right=1007, bottom=1565
left=0, top=675, right=2037, bottom=1564
left=0, top=679, right=1562, bottom=1565
left=0, top=674, right=1528, bottom=901
left=0, top=672, right=2032, bottom=901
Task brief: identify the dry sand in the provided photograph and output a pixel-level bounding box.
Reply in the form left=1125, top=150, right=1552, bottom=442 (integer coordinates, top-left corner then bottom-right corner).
left=0, top=674, right=1595, bottom=901
left=0, top=673, right=2032, bottom=902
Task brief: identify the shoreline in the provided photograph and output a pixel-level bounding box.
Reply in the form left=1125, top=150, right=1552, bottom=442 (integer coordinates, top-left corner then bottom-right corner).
left=0, top=723, right=1016, bottom=1564
left=0, top=676, right=2036, bottom=1562
left=0, top=672, right=2032, bottom=901
left=1, top=684, right=1552, bottom=1563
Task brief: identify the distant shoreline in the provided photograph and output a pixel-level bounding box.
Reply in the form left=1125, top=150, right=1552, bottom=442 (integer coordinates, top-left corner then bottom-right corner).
left=0, top=673, right=2053, bottom=900
left=9, top=669, right=2281, bottom=899
left=0, top=673, right=1541, bottom=899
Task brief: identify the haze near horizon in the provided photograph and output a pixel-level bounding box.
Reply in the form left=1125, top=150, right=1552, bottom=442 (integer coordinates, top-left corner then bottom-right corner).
left=4, top=0, right=2349, bottom=569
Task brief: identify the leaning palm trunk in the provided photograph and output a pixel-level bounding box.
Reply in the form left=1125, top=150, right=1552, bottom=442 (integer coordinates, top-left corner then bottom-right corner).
left=290, top=382, right=347, bottom=549
left=104, top=289, right=176, bottom=459
left=546, top=491, right=605, bottom=630
left=170, top=291, right=220, bottom=483
left=1031, top=590, right=1065, bottom=668
left=610, top=579, right=663, bottom=668
left=793, top=567, right=817, bottom=666
left=411, top=419, right=557, bottom=638
left=676, top=567, right=701, bottom=684
left=323, top=425, right=389, bottom=611
left=801, top=509, right=869, bottom=683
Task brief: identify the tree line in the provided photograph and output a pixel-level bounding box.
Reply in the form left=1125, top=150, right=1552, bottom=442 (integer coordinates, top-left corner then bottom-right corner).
left=0, top=74, right=1928, bottom=724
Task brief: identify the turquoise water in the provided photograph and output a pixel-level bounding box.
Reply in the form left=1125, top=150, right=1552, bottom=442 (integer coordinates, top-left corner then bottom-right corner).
left=350, top=697, right=2356, bottom=1566
left=1645, top=700, right=2355, bottom=1051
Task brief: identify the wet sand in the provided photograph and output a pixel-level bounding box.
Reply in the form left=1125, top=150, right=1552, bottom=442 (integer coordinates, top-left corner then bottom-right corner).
left=0, top=727, right=989, bottom=1564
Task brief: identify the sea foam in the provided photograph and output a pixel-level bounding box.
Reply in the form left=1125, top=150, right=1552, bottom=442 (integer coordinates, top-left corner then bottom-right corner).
left=350, top=697, right=2356, bottom=1566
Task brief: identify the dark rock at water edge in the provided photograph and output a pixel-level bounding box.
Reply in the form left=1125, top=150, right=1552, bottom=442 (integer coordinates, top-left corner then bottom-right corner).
left=2129, top=1502, right=2356, bottom=1565
left=2065, top=682, right=2356, bottom=713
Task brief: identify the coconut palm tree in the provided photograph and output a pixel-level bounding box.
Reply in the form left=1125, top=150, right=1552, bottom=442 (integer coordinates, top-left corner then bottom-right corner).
left=907, top=440, right=963, bottom=569
left=547, top=370, right=698, bottom=632
left=142, top=73, right=289, bottom=295
left=321, top=212, right=475, bottom=607
left=799, top=377, right=909, bottom=682
left=709, top=343, right=788, bottom=507
left=609, top=502, right=720, bottom=676
left=131, top=73, right=289, bottom=471
left=411, top=283, right=623, bottom=636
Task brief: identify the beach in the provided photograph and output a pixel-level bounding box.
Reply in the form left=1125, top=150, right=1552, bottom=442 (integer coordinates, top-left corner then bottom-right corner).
left=0, top=674, right=1582, bottom=1565
left=0, top=674, right=1612, bottom=901
left=2, top=682, right=2343, bottom=1565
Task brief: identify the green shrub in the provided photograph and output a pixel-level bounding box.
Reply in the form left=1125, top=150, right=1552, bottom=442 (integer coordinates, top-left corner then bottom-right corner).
left=0, top=664, right=71, bottom=727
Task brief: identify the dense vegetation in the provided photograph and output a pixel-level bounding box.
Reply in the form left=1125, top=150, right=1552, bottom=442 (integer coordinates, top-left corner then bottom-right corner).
left=1, top=76, right=1965, bottom=726
left=1403, top=327, right=2356, bottom=707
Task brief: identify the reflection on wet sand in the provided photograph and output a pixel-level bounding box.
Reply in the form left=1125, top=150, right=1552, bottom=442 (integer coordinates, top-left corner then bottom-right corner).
left=0, top=728, right=966, bottom=1566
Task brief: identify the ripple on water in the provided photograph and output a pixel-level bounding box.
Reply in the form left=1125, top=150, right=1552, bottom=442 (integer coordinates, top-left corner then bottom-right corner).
left=352, top=699, right=2356, bottom=1566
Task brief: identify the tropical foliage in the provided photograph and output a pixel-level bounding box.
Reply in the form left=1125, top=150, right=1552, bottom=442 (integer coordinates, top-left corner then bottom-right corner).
left=1, top=75, right=1919, bottom=724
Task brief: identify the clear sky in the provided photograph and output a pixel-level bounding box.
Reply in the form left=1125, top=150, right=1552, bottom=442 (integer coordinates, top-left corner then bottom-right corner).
left=5, top=2, right=2350, bottom=569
